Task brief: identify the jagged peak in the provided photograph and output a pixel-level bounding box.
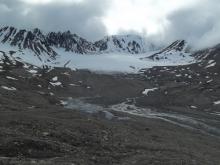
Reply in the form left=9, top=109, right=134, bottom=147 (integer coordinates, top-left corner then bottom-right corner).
left=0, top=25, right=162, bottom=55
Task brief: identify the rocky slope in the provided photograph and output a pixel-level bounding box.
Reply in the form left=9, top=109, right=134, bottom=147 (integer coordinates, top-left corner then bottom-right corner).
left=94, top=35, right=157, bottom=54
left=0, top=26, right=56, bottom=56
left=0, top=25, right=220, bottom=164
left=143, top=40, right=193, bottom=62
left=0, top=49, right=220, bottom=164
left=0, top=26, right=198, bottom=73
left=0, top=26, right=157, bottom=56
left=46, top=31, right=97, bottom=54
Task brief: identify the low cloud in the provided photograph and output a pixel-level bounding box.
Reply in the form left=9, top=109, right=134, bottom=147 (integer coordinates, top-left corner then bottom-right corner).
left=0, top=0, right=109, bottom=41
left=0, top=0, right=219, bottom=49
left=157, top=0, right=220, bottom=49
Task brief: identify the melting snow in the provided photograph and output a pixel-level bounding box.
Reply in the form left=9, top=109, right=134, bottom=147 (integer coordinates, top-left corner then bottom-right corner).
left=69, top=84, right=80, bottom=87
left=206, top=79, right=213, bottom=83
left=50, top=81, right=62, bottom=86
left=142, top=88, right=158, bottom=96
left=206, top=62, right=216, bottom=68
left=0, top=41, right=197, bottom=73
left=214, top=101, right=220, bottom=105
left=1, top=86, right=17, bottom=91
left=52, top=76, right=58, bottom=81
left=49, top=92, right=54, bottom=96
left=28, top=70, right=38, bottom=74
left=6, top=76, right=18, bottom=80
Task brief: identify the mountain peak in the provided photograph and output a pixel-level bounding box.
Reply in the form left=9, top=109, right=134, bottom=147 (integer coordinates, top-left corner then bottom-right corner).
left=143, top=40, right=194, bottom=64
left=0, top=26, right=56, bottom=56
left=0, top=26, right=161, bottom=56
left=95, top=34, right=157, bottom=54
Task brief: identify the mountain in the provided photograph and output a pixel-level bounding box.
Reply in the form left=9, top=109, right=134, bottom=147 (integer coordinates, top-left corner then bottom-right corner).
left=0, top=26, right=199, bottom=72
left=140, top=40, right=194, bottom=65
left=193, top=43, right=220, bottom=70
left=94, top=35, right=157, bottom=54
left=148, top=40, right=191, bottom=60
left=0, top=26, right=158, bottom=56
left=0, top=26, right=56, bottom=56
left=46, top=31, right=97, bottom=54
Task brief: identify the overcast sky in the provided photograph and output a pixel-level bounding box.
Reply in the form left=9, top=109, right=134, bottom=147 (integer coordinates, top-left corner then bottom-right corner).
left=0, top=0, right=219, bottom=49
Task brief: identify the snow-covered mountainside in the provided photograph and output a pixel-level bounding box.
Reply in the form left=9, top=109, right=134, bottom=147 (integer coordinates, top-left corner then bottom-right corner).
left=94, top=35, right=157, bottom=54
left=0, top=26, right=198, bottom=73
left=46, top=31, right=97, bottom=54
left=193, top=44, right=220, bottom=69
left=0, top=26, right=157, bottom=55
left=0, top=26, right=56, bottom=56
left=140, top=40, right=194, bottom=65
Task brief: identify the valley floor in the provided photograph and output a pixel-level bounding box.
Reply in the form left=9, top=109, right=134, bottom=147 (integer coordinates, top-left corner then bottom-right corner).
left=0, top=62, right=220, bottom=165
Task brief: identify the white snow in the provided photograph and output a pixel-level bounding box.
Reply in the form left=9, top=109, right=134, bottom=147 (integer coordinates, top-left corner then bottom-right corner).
left=206, top=79, right=213, bottom=83
left=28, top=70, right=38, bottom=74
left=98, top=35, right=157, bottom=54
left=208, top=60, right=215, bottom=64
left=142, top=88, right=158, bottom=96
left=52, top=76, right=58, bottom=81
left=1, top=86, right=17, bottom=91
left=0, top=41, right=196, bottom=74
left=214, top=100, right=220, bottom=105
left=53, top=48, right=196, bottom=73
left=53, top=48, right=157, bottom=73
left=60, top=100, right=68, bottom=106
left=49, top=92, right=54, bottom=96
left=206, top=62, right=216, bottom=68
left=62, top=72, right=70, bottom=76
left=69, top=84, right=80, bottom=87
left=212, top=112, right=220, bottom=116
left=146, top=41, right=195, bottom=66
left=50, top=81, right=62, bottom=86
left=6, top=76, right=18, bottom=80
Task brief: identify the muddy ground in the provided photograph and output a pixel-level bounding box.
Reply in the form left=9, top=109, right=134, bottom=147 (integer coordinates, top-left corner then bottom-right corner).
left=0, top=61, right=220, bottom=165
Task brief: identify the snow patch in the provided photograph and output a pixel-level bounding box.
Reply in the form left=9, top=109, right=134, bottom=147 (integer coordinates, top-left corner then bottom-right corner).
left=1, top=86, right=17, bottom=91
left=206, top=61, right=216, bottom=68
left=214, top=100, right=220, bottom=105
left=52, top=76, right=58, bottom=81
left=50, top=81, right=62, bottom=86
left=69, top=84, right=80, bottom=87
left=142, top=88, right=158, bottom=96
left=190, top=106, right=197, bottom=109
left=6, top=76, right=18, bottom=80
left=28, top=70, right=38, bottom=74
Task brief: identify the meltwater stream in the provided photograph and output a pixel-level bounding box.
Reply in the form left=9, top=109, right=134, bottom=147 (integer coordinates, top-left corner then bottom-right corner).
left=63, top=98, right=220, bottom=137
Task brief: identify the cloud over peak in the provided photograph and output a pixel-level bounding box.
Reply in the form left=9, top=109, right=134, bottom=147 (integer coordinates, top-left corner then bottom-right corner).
left=0, top=0, right=220, bottom=49
left=0, top=0, right=109, bottom=41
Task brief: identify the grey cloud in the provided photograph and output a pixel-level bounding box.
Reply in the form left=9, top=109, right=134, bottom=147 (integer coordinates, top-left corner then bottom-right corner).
left=0, top=0, right=220, bottom=49
left=161, top=0, right=220, bottom=49
left=0, top=0, right=109, bottom=41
